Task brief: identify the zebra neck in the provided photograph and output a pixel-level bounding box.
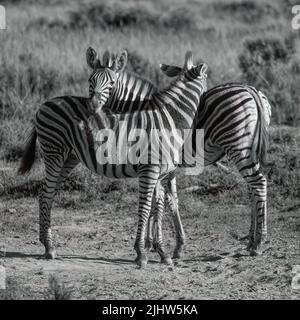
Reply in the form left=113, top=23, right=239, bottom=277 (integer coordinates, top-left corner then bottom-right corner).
left=153, top=80, right=202, bottom=130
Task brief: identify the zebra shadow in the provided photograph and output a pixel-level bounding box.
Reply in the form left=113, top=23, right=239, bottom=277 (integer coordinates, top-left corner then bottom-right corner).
left=0, top=251, right=41, bottom=259
left=1, top=251, right=161, bottom=266
left=56, top=254, right=161, bottom=266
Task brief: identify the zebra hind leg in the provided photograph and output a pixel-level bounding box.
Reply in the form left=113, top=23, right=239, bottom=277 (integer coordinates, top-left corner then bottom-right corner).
left=165, top=175, right=185, bottom=259
left=234, top=159, right=267, bottom=256
left=145, top=185, right=158, bottom=253
left=151, top=185, right=173, bottom=265
left=39, top=152, right=78, bottom=259
left=145, top=213, right=154, bottom=252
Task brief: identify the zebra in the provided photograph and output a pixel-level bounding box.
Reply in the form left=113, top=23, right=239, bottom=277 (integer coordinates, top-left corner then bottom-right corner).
left=97, top=49, right=271, bottom=257
left=86, top=47, right=186, bottom=259
left=147, top=82, right=271, bottom=256
left=18, top=50, right=208, bottom=267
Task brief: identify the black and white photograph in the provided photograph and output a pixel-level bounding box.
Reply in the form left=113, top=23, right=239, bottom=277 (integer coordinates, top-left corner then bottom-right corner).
left=0, top=0, right=299, bottom=303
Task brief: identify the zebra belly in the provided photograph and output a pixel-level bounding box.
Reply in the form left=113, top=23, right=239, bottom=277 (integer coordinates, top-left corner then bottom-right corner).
left=94, top=164, right=138, bottom=178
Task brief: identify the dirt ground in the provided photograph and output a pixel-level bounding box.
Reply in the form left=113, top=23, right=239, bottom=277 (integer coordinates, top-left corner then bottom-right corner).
left=0, top=182, right=299, bottom=300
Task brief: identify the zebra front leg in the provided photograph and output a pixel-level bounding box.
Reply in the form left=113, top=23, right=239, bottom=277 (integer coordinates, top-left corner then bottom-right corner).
left=134, top=166, right=160, bottom=268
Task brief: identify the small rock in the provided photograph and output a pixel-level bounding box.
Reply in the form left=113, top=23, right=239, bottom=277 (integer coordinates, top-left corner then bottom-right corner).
left=9, top=208, right=17, bottom=214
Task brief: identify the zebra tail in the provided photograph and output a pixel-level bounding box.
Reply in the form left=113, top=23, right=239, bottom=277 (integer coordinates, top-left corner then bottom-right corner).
left=247, top=86, right=270, bottom=167
left=18, top=124, right=37, bottom=174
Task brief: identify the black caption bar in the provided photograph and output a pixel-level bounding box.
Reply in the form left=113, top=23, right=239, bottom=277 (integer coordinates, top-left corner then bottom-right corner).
left=0, top=300, right=294, bottom=319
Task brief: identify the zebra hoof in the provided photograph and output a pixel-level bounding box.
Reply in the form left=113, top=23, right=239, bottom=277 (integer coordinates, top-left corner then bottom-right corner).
left=161, top=256, right=173, bottom=265
left=247, top=242, right=263, bottom=256
left=135, top=255, right=148, bottom=268
left=45, top=248, right=56, bottom=259
left=172, top=251, right=182, bottom=259
left=172, top=248, right=183, bottom=259
left=249, top=248, right=263, bottom=256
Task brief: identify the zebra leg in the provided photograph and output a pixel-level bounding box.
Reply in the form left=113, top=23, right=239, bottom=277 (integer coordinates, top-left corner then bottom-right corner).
left=151, top=184, right=173, bottom=265
left=234, top=160, right=267, bottom=256
left=165, top=175, right=185, bottom=259
left=247, top=176, right=267, bottom=255
left=145, top=213, right=154, bottom=252
left=55, top=154, right=79, bottom=190
left=39, top=152, right=78, bottom=259
left=134, top=165, right=160, bottom=268
left=145, top=185, right=159, bottom=252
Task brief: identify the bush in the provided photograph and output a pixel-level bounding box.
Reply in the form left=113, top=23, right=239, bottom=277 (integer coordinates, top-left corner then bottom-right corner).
left=160, top=8, right=196, bottom=31
left=267, top=127, right=300, bottom=200
left=126, top=50, right=162, bottom=86
left=46, top=275, right=72, bottom=300
left=41, top=3, right=197, bottom=32
left=0, top=54, right=63, bottom=120
left=69, top=4, right=156, bottom=30
left=211, top=1, right=279, bottom=24
left=238, top=36, right=300, bottom=126
left=0, top=278, right=28, bottom=300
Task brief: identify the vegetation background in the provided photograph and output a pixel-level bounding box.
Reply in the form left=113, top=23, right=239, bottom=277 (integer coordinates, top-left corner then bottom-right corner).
left=0, top=0, right=299, bottom=299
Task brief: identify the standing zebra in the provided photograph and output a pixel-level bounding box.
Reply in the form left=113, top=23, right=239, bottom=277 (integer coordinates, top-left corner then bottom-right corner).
left=98, top=50, right=271, bottom=257
left=148, top=78, right=271, bottom=256
left=18, top=51, right=208, bottom=267
left=86, top=47, right=187, bottom=259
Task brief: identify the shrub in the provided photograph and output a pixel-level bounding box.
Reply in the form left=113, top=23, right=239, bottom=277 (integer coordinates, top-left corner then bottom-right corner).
left=0, top=54, right=63, bottom=120
left=126, top=50, right=162, bottom=86
left=46, top=275, right=72, bottom=300
left=238, top=36, right=300, bottom=126
left=0, top=278, right=28, bottom=300
left=69, top=4, right=157, bottom=30
left=160, top=8, right=196, bottom=31
left=40, top=3, right=197, bottom=33
left=211, top=1, right=279, bottom=24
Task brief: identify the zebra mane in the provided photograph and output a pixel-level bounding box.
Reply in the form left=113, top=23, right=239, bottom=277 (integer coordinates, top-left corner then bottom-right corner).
left=102, top=69, right=159, bottom=113
left=123, top=69, right=158, bottom=90
left=118, top=69, right=158, bottom=99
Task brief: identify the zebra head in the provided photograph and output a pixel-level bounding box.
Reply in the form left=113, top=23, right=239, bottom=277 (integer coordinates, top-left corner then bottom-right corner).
left=86, top=47, right=128, bottom=110
left=160, top=51, right=208, bottom=92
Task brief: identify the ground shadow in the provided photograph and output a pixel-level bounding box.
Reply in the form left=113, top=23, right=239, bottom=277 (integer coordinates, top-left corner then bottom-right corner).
left=57, top=254, right=160, bottom=265
left=0, top=251, right=42, bottom=259
left=1, top=251, right=160, bottom=266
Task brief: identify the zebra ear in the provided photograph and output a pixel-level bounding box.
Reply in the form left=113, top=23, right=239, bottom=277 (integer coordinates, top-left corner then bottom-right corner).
left=195, top=63, right=208, bottom=77
left=160, top=64, right=182, bottom=77
left=114, top=50, right=128, bottom=73
left=86, top=46, right=100, bottom=69
left=184, top=51, right=193, bottom=70
left=103, top=50, right=113, bottom=68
